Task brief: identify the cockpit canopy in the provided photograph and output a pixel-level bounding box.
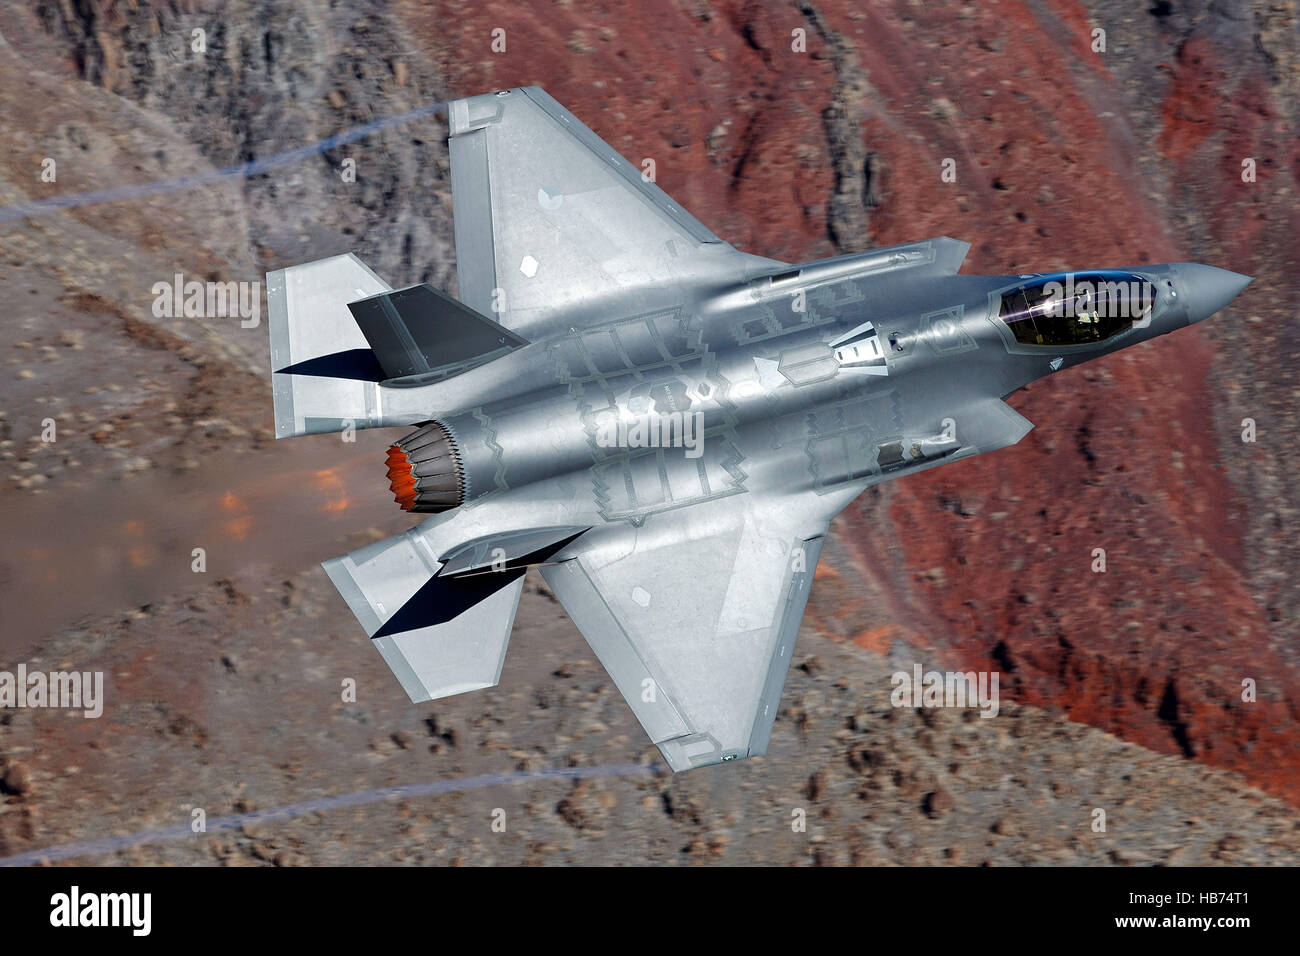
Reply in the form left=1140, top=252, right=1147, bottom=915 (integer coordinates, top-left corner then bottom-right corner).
left=998, top=272, right=1154, bottom=347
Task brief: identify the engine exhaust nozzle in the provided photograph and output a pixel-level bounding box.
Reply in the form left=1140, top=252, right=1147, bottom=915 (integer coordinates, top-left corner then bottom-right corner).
left=385, top=421, right=465, bottom=513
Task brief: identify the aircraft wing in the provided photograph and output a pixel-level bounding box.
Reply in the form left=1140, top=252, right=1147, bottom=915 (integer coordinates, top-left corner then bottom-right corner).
left=448, top=87, right=751, bottom=339
left=539, top=492, right=837, bottom=771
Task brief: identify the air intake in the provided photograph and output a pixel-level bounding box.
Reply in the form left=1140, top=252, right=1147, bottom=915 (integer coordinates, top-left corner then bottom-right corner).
left=385, top=421, right=464, bottom=513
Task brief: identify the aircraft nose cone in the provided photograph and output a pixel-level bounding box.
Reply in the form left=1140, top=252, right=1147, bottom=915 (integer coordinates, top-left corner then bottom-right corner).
left=1179, top=264, right=1252, bottom=323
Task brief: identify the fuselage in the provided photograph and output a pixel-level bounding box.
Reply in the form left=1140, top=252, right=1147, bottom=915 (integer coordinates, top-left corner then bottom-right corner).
left=372, top=238, right=1246, bottom=551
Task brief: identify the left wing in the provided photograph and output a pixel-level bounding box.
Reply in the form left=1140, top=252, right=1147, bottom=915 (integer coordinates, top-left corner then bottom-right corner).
left=447, top=87, right=776, bottom=338
left=539, top=492, right=844, bottom=771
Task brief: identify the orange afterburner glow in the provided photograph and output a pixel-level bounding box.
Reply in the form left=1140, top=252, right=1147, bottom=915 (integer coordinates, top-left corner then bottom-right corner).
left=386, top=444, right=418, bottom=511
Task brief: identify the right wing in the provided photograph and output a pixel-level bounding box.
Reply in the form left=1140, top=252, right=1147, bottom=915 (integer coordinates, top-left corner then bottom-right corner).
left=540, top=491, right=843, bottom=771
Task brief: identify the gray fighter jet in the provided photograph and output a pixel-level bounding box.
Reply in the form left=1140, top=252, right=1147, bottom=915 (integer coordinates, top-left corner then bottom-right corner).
left=266, top=87, right=1250, bottom=770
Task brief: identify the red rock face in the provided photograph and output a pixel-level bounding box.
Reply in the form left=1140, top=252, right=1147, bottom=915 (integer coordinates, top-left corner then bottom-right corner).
left=406, top=0, right=846, bottom=263
left=411, top=0, right=1300, bottom=803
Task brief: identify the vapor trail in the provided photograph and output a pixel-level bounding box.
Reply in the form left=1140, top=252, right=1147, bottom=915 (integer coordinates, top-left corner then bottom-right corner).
left=0, top=764, right=656, bottom=866
left=0, top=101, right=448, bottom=222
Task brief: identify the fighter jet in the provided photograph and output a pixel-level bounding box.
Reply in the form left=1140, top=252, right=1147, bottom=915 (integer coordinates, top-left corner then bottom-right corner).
left=266, top=87, right=1250, bottom=770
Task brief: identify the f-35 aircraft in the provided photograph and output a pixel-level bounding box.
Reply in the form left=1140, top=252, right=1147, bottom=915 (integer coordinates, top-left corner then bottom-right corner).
left=266, top=87, right=1250, bottom=770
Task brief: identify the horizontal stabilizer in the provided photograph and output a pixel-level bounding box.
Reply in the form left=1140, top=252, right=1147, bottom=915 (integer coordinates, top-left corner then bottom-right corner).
left=322, top=525, right=583, bottom=702
left=347, top=284, right=528, bottom=382
left=323, top=530, right=524, bottom=701
left=267, top=253, right=392, bottom=438
left=374, top=578, right=523, bottom=701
